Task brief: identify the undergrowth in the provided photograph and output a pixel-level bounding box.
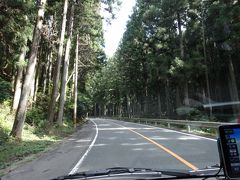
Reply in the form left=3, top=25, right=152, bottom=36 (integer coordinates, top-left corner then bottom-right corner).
left=0, top=100, right=75, bottom=172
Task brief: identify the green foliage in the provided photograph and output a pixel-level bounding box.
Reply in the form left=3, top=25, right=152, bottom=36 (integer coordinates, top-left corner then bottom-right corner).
left=0, top=101, right=74, bottom=171
left=88, top=0, right=240, bottom=121
left=0, top=135, right=54, bottom=170
left=0, top=1, right=34, bottom=79
left=77, top=94, right=93, bottom=119
left=0, top=0, right=113, bottom=169
left=187, top=109, right=210, bottom=121
left=0, top=100, right=14, bottom=143
left=0, top=78, right=12, bottom=103
left=25, top=92, right=50, bottom=130
left=26, top=108, right=47, bottom=129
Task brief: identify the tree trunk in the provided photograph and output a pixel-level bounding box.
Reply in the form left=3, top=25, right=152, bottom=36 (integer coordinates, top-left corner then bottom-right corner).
left=73, top=34, right=79, bottom=128
left=119, top=104, right=122, bottom=117
left=12, top=47, right=26, bottom=111
left=176, top=86, right=181, bottom=108
left=57, top=4, right=74, bottom=125
left=11, top=62, right=15, bottom=92
left=43, top=48, right=50, bottom=94
left=112, top=104, right=115, bottom=116
left=10, top=0, right=47, bottom=139
left=103, top=104, right=107, bottom=116
left=165, top=79, right=170, bottom=117
left=70, top=72, right=74, bottom=99
left=33, top=61, right=40, bottom=102
left=228, top=55, right=240, bottom=115
left=137, top=100, right=141, bottom=116
left=177, top=12, right=190, bottom=106
left=43, top=15, right=54, bottom=94
left=47, top=50, right=53, bottom=95
left=177, top=12, right=184, bottom=59
left=157, top=91, right=162, bottom=118
left=99, top=105, right=102, bottom=117
left=143, top=97, right=148, bottom=114
left=29, top=69, right=36, bottom=108
left=94, top=103, right=97, bottom=117
left=48, top=0, right=68, bottom=124
left=127, top=95, right=131, bottom=118
left=184, top=82, right=190, bottom=106
left=30, top=46, right=42, bottom=105
left=201, top=10, right=212, bottom=116
left=143, top=85, right=148, bottom=114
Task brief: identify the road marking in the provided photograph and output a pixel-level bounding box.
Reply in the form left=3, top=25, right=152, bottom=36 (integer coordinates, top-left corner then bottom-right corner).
left=128, top=128, right=198, bottom=171
left=111, top=121, right=198, bottom=171
left=69, top=119, right=99, bottom=175
left=108, top=119, right=217, bottom=142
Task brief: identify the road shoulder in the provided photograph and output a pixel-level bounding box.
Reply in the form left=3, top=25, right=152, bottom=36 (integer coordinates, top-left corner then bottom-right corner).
left=2, top=120, right=96, bottom=180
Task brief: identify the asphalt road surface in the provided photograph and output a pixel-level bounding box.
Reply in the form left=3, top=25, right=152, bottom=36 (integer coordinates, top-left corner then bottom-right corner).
left=2, top=118, right=219, bottom=180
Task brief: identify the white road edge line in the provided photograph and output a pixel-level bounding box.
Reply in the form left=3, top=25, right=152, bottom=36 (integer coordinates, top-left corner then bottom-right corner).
left=107, top=119, right=217, bottom=142
left=69, top=119, right=99, bottom=175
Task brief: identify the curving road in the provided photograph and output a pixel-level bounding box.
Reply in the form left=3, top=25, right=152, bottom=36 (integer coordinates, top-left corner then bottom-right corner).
left=2, top=118, right=219, bottom=180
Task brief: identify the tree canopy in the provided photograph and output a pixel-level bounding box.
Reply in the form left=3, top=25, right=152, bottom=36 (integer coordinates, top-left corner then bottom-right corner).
left=88, top=0, right=240, bottom=121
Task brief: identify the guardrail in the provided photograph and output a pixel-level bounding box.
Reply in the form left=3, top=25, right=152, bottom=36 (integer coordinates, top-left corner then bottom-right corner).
left=112, top=117, right=235, bottom=133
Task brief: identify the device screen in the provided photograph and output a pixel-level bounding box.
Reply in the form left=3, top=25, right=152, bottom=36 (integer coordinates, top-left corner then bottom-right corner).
left=223, top=127, right=240, bottom=174
left=219, top=125, right=240, bottom=179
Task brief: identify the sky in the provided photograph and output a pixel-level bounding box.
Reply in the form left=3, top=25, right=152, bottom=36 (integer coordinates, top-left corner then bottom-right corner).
left=101, top=0, right=136, bottom=57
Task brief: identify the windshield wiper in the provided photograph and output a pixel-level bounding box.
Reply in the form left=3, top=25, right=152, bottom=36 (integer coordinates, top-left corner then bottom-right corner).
left=51, top=167, right=224, bottom=180
left=51, top=167, right=162, bottom=180
left=155, top=167, right=224, bottom=179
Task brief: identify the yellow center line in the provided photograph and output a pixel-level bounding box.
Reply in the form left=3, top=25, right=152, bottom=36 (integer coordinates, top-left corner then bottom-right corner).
left=113, top=122, right=198, bottom=171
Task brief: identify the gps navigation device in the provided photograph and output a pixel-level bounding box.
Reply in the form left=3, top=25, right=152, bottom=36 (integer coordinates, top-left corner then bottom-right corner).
left=219, top=124, right=240, bottom=179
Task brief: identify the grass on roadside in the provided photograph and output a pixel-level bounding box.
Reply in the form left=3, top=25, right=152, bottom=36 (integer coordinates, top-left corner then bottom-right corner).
left=0, top=100, right=75, bottom=172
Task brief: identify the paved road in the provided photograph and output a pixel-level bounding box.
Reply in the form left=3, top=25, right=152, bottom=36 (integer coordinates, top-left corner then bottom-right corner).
left=2, top=118, right=219, bottom=180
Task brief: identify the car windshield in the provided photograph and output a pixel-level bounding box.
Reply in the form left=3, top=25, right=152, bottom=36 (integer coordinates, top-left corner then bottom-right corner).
left=0, top=0, right=239, bottom=179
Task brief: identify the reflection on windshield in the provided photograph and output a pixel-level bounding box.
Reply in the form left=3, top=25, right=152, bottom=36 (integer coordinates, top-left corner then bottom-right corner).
left=0, top=0, right=239, bottom=179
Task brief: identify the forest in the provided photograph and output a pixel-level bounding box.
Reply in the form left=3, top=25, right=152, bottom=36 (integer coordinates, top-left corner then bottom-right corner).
left=0, top=0, right=240, bottom=168
left=1, top=0, right=240, bottom=176
left=0, top=0, right=240, bottom=172
left=89, top=0, right=240, bottom=122
left=0, top=0, right=120, bottom=142
left=0, top=0, right=122, bottom=169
